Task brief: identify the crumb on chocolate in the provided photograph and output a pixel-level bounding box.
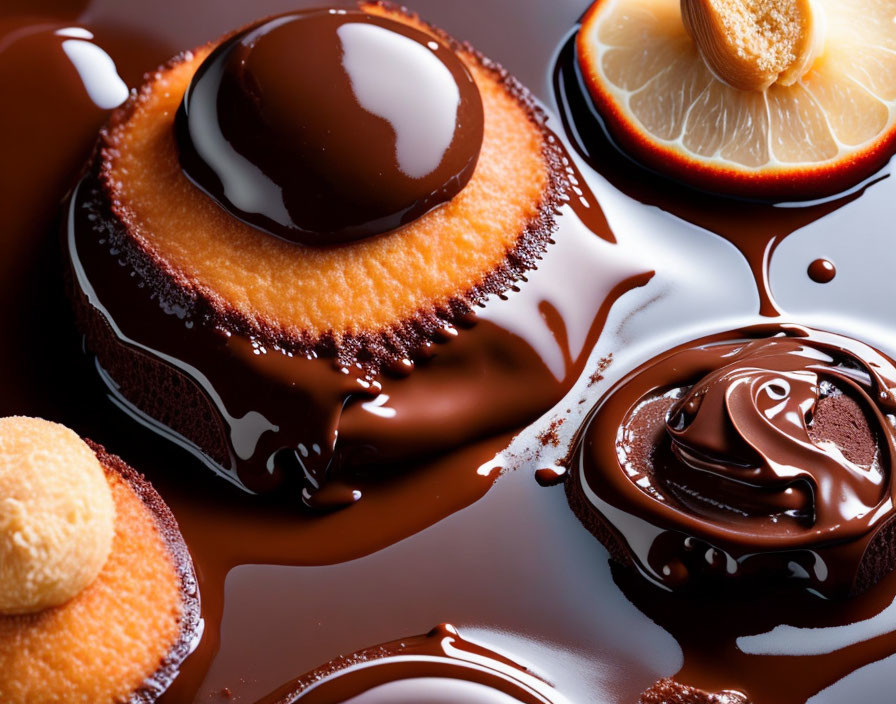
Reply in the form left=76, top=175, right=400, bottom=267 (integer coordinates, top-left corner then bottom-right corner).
left=537, top=417, right=565, bottom=447
left=588, top=354, right=613, bottom=387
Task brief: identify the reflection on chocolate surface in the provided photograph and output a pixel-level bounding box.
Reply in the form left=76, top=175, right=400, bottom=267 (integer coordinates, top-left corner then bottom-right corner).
left=73, top=0, right=617, bottom=505
left=260, top=624, right=565, bottom=704
left=551, top=30, right=877, bottom=319
left=66, top=168, right=648, bottom=504
left=5, top=0, right=896, bottom=703
left=176, top=8, right=483, bottom=245
left=93, top=0, right=571, bottom=383
left=573, top=325, right=896, bottom=596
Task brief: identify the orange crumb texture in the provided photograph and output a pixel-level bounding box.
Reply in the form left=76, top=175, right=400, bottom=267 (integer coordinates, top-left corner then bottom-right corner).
left=0, top=468, right=182, bottom=704
left=105, top=4, right=548, bottom=339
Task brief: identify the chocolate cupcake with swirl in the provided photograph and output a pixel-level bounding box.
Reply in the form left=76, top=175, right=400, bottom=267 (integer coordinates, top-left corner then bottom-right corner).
left=569, top=324, right=896, bottom=598
left=68, top=2, right=567, bottom=504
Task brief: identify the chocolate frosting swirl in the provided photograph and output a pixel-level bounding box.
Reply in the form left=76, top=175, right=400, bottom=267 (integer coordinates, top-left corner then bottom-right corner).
left=575, top=326, right=896, bottom=596
left=175, top=9, right=484, bottom=246
left=663, top=339, right=891, bottom=530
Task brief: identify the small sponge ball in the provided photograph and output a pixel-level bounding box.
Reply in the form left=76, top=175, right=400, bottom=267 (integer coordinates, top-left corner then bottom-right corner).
left=0, top=417, right=115, bottom=615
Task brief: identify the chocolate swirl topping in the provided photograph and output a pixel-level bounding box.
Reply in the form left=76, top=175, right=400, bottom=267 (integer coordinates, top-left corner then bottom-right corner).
left=574, top=326, right=896, bottom=597
left=664, top=339, right=892, bottom=530
left=175, top=8, right=484, bottom=246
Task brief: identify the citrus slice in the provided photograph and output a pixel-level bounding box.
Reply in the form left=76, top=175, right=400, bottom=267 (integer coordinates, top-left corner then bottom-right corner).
left=577, top=0, right=896, bottom=199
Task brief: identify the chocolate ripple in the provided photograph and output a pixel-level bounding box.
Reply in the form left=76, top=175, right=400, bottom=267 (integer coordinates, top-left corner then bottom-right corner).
left=256, top=624, right=566, bottom=704
left=573, top=325, right=896, bottom=597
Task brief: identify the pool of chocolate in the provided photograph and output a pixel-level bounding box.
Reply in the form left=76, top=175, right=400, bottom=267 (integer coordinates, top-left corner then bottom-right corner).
left=4, top=0, right=896, bottom=702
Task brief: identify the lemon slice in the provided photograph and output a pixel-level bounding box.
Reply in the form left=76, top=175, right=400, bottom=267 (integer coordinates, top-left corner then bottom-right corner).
left=577, top=0, right=896, bottom=198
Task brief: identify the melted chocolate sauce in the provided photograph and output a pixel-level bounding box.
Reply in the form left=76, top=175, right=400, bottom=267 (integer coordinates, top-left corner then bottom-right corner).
left=258, top=624, right=565, bottom=703
left=176, top=8, right=483, bottom=245
left=66, top=168, right=648, bottom=505
left=5, top=1, right=896, bottom=703
left=574, top=325, right=896, bottom=597
left=551, top=33, right=875, bottom=319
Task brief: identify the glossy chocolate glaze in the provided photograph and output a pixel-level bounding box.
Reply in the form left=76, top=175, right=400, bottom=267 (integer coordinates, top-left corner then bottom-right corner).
left=176, top=8, right=483, bottom=245
left=259, top=624, right=566, bottom=703
left=574, top=325, right=896, bottom=597
left=552, top=33, right=877, bottom=319
left=67, top=161, right=647, bottom=504
left=6, top=1, right=896, bottom=703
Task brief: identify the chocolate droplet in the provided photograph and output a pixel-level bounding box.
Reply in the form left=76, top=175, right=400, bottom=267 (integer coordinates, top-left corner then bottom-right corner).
left=808, top=258, right=836, bottom=284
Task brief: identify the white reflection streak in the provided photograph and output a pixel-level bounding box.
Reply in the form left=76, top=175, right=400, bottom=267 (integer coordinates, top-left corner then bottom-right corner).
left=361, top=394, right=397, bottom=419
left=58, top=29, right=128, bottom=109
left=737, top=597, right=896, bottom=656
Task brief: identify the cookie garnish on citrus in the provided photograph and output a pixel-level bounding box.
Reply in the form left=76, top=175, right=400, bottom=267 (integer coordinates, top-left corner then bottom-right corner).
left=577, top=0, right=896, bottom=198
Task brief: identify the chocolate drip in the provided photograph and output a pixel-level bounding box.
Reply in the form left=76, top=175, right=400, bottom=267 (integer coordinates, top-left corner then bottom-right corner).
left=67, top=132, right=646, bottom=505
left=575, top=325, right=896, bottom=596
left=175, top=9, right=483, bottom=245
left=551, top=32, right=874, bottom=319
left=9, top=2, right=896, bottom=703
left=258, top=624, right=564, bottom=703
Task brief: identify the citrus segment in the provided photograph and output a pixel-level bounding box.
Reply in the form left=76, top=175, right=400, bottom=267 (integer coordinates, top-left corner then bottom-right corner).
left=577, top=0, right=896, bottom=198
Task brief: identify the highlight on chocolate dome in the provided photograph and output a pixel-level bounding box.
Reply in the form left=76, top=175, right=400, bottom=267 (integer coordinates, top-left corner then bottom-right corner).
left=4, top=0, right=896, bottom=702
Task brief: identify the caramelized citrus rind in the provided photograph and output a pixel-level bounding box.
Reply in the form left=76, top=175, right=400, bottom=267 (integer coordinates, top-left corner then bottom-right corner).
left=97, top=1, right=566, bottom=371
left=0, top=442, right=200, bottom=704
left=577, top=0, right=896, bottom=201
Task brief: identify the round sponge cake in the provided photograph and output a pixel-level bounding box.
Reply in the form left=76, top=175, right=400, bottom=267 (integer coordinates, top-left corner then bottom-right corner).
left=97, top=1, right=565, bottom=368
left=0, top=435, right=200, bottom=703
